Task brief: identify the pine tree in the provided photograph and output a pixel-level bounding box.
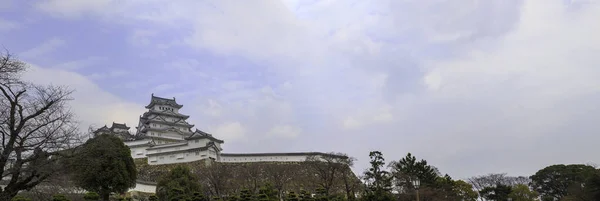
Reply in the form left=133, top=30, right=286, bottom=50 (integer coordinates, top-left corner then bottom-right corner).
left=286, top=191, right=299, bottom=201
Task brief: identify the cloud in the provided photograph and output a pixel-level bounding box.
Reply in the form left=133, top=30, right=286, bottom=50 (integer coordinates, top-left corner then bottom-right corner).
left=22, top=64, right=145, bottom=135
left=26, top=0, right=600, bottom=178
left=33, top=0, right=115, bottom=19
left=209, top=122, right=246, bottom=143
left=0, top=19, right=19, bottom=31
left=20, top=38, right=65, bottom=59
left=267, top=125, right=301, bottom=139
left=87, top=70, right=128, bottom=80
left=51, top=56, right=106, bottom=70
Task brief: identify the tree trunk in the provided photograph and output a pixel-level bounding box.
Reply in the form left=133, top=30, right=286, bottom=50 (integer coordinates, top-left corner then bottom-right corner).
left=101, top=191, right=110, bottom=201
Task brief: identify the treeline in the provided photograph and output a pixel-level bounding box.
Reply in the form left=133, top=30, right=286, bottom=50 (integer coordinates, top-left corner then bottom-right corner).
left=361, top=151, right=600, bottom=201
left=144, top=151, right=600, bottom=201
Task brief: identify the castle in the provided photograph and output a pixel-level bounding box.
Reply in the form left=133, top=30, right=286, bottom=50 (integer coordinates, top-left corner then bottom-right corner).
left=94, top=94, right=345, bottom=166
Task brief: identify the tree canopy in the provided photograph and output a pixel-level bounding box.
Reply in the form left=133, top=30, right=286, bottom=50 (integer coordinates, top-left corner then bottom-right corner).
left=156, top=165, right=203, bottom=201
left=530, top=164, right=599, bottom=201
left=69, top=134, right=137, bottom=201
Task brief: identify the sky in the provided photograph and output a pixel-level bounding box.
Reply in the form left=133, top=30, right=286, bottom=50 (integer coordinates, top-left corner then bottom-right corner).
left=1, top=0, right=600, bottom=179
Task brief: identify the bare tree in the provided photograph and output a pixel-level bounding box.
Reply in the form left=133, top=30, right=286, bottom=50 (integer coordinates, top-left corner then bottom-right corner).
left=0, top=51, right=81, bottom=200
left=199, top=162, right=232, bottom=198
left=338, top=155, right=361, bottom=200
left=264, top=163, right=293, bottom=200
left=305, top=152, right=349, bottom=196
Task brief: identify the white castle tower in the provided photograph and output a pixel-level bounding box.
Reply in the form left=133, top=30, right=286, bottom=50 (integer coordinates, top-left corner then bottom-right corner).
left=93, top=94, right=345, bottom=166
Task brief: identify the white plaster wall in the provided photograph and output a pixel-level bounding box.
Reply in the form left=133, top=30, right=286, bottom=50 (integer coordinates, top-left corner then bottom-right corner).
left=146, top=143, right=188, bottom=155
left=220, top=155, right=309, bottom=163
left=188, top=138, right=210, bottom=148
left=129, top=183, right=156, bottom=193
left=147, top=149, right=212, bottom=165
left=129, top=146, right=149, bottom=159
left=125, top=139, right=151, bottom=146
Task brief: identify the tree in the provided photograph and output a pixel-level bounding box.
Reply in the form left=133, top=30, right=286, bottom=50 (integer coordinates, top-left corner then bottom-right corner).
left=586, top=171, right=600, bottom=200
left=286, top=191, right=299, bottom=201
left=361, top=151, right=394, bottom=201
left=452, top=180, right=478, bottom=201
left=200, top=162, right=232, bottom=198
left=468, top=173, right=530, bottom=201
left=156, top=165, right=203, bottom=201
left=264, top=163, right=293, bottom=199
left=69, top=134, right=136, bottom=201
left=0, top=51, right=81, bottom=200
left=83, top=192, right=100, bottom=201
left=508, top=184, right=539, bottom=201
left=337, top=155, right=359, bottom=200
left=530, top=164, right=598, bottom=201
left=480, top=183, right=512, bottom=201
left=306, top=152, right=349, bottom=196
left=256, top=183, right=278, bottom=201
left=389, top=152, right=440, bottom=193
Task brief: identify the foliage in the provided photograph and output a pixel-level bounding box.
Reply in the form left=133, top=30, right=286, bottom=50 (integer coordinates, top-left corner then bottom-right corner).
left=256, top=183, right=278, bottom=201
left=52, top=194, right=71, bottom=201
left=239, top=189, right=254, bottom=201
left=149, top=195, right=159, bottom=201
left=83, top=192, right=100, bottom=200
left=452, top=180, right=478, bottom=201
left=530, top=164, right=598, bottom=200
left=156, top=165, right=203, bottom=201
left=361, top=151, right=394, bottom=201
left=586, top=171, right=600, bottom=200
left=0, top=51, right=80, bottom=201
left=286, top=191, right=299, bottom=201
left=10, top=196, right=31, bottom=201
left=389, top=152, right=441, bottom=191
left=508, top=184, right=539, bottom=201
left=480, top=183, right=512, bottom=201
left=69, top=134, right=137, bottom=201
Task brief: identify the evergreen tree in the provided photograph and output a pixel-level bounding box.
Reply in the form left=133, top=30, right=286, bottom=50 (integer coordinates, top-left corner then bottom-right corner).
left=299, top=190, right=314, bottom=201
left=286, top=191, right=299, bottom=201
left=314, top=187, right=329, bottom=201
left=239, top=189, right=255, bottom=201
left=156, top=166, right=203, bottom=201
left=361, top=151, right=394, bottom=201
left=69, top=134, right=137, bottom=201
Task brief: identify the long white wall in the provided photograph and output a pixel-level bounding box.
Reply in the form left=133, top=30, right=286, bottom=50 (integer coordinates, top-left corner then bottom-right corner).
left=220, top=154, right=309, bottom=163
left=130, top=182, right=156, bottom=193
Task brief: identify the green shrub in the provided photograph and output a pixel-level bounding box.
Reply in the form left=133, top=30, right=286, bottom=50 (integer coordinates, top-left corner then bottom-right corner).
left=52, top=194, right=71, bottom=201
left=83, top=192, right=100, bottom=201
left=11, top=195, right=31, bottom=201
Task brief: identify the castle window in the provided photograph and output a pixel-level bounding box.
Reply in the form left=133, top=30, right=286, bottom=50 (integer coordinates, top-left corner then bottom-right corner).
left=170, top=155, right=175, bottom=158
left=195, top=140, right=199, bottom=143
left=159, top=157, right=164, bottom=159
left=195, top=152, right=199, bottom=156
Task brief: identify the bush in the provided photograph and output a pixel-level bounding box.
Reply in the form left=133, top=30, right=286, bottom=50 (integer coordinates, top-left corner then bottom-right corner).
left=11, top=196, right=31, bottom=201
left=149, top=195, right=159, bottom=201
left=52, top=194, right=71, bottom=201
left=83, top=192, right=100, bottom=201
